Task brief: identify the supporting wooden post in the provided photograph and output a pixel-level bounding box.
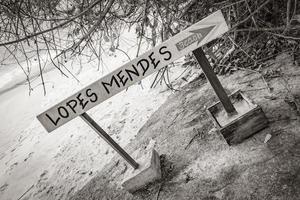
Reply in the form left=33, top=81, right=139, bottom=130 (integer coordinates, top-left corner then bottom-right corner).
left=192, top=47, right=237, bottom=114
left=80, top=112, right=139, bottom=169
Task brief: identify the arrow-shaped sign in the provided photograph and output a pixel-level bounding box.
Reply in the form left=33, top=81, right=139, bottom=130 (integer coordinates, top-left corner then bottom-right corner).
left=37, top=10, right=229, bottom=132
left=175, top=25, right=216, bottom=51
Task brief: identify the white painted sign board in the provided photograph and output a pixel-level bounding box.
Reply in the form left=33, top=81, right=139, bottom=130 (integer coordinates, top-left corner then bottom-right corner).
left=37, top=10, right=229, bottom=132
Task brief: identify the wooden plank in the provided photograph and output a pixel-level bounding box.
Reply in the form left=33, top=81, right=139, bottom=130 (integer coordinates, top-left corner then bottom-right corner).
left=37, top=10, right=229, bottom=132
left=207, top=90, right=268, bottom=145
left=220, top=106, right=268, bottom=145
left=192, top=47, right=236, bottom=114
left=80, top=112, right=139, bottom=169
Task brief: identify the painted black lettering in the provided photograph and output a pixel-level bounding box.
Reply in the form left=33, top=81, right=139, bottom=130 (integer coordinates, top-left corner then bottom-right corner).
left=58, top=106, right=69, bottom=118
left=148, top=52, right=160, bottom=69
left=66, top=99, right=77, bottom=114
left=86, top=88, right=98, bottom=103
left=159, top=46, right=172, bottom=61
left=76, top=93, right=88, bottom=110
left=116, top=70, right=129, bottom=86
left=137, top=59, right=149, bottom=76
left=101, top=75, right=120, bottom=94
left=46, top=113, right=60, bottom=126
left=125, top=65, right=139, bottom=81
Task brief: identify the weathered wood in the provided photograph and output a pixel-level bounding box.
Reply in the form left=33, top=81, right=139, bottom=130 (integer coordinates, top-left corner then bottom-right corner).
left=193, top=47, right=236, bottom=114
left=80, top=112, right=139, bottom=169
left=207, top=90, right=268, bottom=145
left=220, top=106, right=268, bottom=145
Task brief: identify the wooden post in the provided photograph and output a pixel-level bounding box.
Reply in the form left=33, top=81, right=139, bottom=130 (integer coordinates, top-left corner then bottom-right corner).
left=80, top=112, right=139, bottom=169
left=192, top=47, right=236, bottom=114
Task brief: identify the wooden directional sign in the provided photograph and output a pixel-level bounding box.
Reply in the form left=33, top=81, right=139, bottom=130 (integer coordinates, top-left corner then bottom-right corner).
left=37, top=10, right=229, bottom=132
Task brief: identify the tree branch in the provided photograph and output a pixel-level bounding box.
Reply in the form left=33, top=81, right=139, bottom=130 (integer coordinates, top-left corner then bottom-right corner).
left=230, top=0, right=272, bottom=30
left=0, top=0, right=103, bottom=47
left=54, top=0, right=115, bottom=58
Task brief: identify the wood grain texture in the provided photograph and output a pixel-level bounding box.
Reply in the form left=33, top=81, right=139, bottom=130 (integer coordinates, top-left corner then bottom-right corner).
left=207, top=90, right=269, bottom=145
left=220, top=106, right=268, bottom=145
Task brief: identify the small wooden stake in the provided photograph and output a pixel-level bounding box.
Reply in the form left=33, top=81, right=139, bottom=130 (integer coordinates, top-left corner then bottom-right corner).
left=192, top=47, right=236, bottom=114
left=80, top=112, right=139, bottom=169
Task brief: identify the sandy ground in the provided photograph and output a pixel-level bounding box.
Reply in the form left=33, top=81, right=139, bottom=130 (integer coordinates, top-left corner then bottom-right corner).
left=70, top=53, right=300, bottom=200
left=0, top=67, right=169, bottom=200
left=0, top=79, right=169, bottom=200
left=0, top=28, right=193, bottom=200
left=0, top=43, right=195, bottom=199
